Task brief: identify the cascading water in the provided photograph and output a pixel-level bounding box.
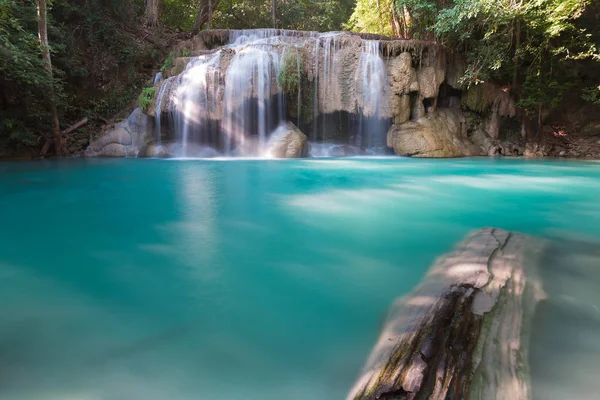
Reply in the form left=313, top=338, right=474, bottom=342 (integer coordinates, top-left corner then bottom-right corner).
left=153, top=72, right=163, bottom=86
left=150, top=29, right=393, bottom=157
left=154, top=77, right=170, bottom=145
left=172, top=53, right=221, bottom=156
left=356, top=40, right=390, bottom=149
left=222, top=46, right=282, bottom=155
left=319, top=35, right=339, bottom=140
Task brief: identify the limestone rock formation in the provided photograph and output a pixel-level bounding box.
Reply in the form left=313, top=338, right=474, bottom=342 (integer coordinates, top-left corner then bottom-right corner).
left=147, top=31, right=448, bottom=132
left=348, top=228, right=546, bottom=400
left=386, top=52, right=418, bottom=125
left=266, top=122, right=308, bottom=158
left=84, top=29, right=530, bottom=159
left=85, top=107, right=152, bottom=157
left=88, top=123, right=131, bottom=152
left=387, top=109, right=483, bottom=157
left=99, top=143, right=128, bottom=157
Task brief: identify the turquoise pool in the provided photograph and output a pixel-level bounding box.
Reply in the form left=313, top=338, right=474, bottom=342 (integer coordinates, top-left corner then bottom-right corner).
left=1, top=157, right=599, bottom=399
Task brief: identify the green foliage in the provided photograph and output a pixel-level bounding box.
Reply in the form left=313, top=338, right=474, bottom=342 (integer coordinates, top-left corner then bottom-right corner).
left=346, top=0, right=600, bottom=118
left=162, top=0, right=197, bottom=31
left=212, top=0, right=354, bottom=31
left=277, top=48, right=315, bottom=121
left=461, top=84, right=491, bottom=113
left=161, top=53, right=174, bottom=72
left=278, top=49, right=302, bottom=94
left=181, top=47, right=191, bottom=57
left=139, top=87, right=156, bottom=112
left=279, top=0, right=355, bottom=31
left=346, top=0, right=395, bottom=36
left=0, top=0, right=153, bottom=155
left=582, top=85, right=600, bottom=105
left=91, top=86, right=140, bottom=118
left=517, top=72, right=573, bottom=117
left=0, top=0, right=59, bottom=148
left=2, top=118, right=37, bottom=147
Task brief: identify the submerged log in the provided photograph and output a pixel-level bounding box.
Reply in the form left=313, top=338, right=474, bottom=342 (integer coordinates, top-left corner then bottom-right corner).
left=348, top=228, right=546, bottom=400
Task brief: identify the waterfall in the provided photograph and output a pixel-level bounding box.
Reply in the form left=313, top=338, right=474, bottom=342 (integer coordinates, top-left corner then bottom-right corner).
left=222, top=46, right=282, bottom=155
left=319, top=34, right=340, bottom=142
left=356, top=40, right=389, bottom=149
left=312, top=38, right=320, bottom=142
left=153, top=72, right=163, bottom=86
left=172, top=53, right=221, bottom=157
left=146, top=29, right=394, bottom=158
left=154, top=78, right=170, bottom=146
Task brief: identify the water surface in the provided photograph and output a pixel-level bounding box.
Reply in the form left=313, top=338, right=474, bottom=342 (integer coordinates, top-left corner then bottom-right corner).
left=1, top=157, right=599, bottom=399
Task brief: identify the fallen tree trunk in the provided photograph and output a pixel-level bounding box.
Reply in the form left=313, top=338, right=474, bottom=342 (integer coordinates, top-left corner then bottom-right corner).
left=62, top=118, right=88, bottom=136
left=348, top=228, right=546, bottom=400
left=39, top=117, right=89, bottom=157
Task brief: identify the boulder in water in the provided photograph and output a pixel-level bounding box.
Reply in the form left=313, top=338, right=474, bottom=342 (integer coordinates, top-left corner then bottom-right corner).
left=266, top=122, right=308, bottom=158
left=98, top=143, right=127, bottom=157
left=387, top=109, right=483, bottom=157
left=126, top=107, right=153, bottom=146
left=88, top=122, right=131, bottom=153
left=86, top=111, right=154, bottom=158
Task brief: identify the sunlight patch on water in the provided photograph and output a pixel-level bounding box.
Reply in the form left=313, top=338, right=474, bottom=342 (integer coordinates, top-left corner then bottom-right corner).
left=432, top=174, right=599, bottom=191
left=285, top=188, right=418, bottom=214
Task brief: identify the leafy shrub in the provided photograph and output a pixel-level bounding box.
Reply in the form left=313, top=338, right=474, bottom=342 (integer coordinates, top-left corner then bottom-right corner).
left=139, top=87, right=156, bottom=112
left=582, top=85, right=600, bottom=105
left=161, top=53, right=174, bottom=72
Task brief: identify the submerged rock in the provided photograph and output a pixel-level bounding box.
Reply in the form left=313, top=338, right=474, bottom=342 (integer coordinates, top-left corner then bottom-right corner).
left=329, top=145, right=365, bottom=157
left=266, top=122, right=308, bottom=158
left=138, top=143, right=169, bottom=158
left=348, top=228, right=545, bottom=400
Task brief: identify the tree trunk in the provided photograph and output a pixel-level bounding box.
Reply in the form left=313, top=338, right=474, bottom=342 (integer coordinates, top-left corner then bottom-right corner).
left=144, top=0, right=160, bottom=27
left=36, top=0, right=63, bottom=155
left=400, top=6, right=411, bottom=38
left=512, top=17, right=521, bottom=91
left=271, top=0, right=276, bottom=27
left=391, top=8, right=401, bottom=38
left=192, top=0, right=220, bottom=34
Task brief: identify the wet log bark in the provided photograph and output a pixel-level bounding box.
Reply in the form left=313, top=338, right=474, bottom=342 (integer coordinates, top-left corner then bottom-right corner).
left=348, top=228, right=545, bottom=400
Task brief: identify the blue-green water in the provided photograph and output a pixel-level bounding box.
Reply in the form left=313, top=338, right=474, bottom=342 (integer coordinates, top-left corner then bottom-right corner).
left=1, top=157, right=600, bottom=399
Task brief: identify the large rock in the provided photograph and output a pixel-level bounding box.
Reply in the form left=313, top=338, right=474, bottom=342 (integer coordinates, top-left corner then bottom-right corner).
left=387, top=109, right=483, bottom=157
left=99, top=143, right=127, bottom=157
left=126, top=107, right=153, bottom=146
left=88, top=122, right=131, bottom=153
left=86, top=110, right=154, bottom=158
left=266, top=122, right=308, bottom=158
